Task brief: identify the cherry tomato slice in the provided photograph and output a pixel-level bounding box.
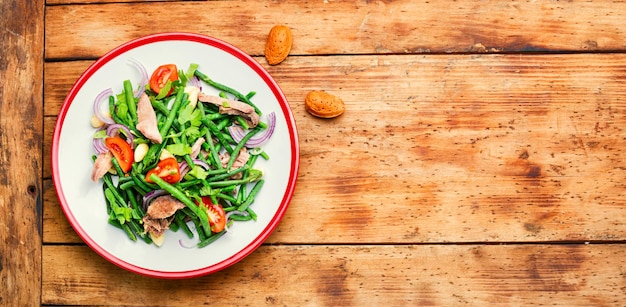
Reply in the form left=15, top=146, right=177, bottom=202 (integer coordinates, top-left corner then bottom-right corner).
left=145, top=157, right=181, bottom=184
left=198, top=196, right=226, bottom=233
left=149, top=64, right=178, bottom=96
left=105, top=136, right=133, bottom=173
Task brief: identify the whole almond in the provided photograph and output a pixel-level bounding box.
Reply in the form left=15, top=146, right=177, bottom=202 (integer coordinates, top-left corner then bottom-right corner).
left=304, top=91, right=345, bottom=118
left=265, top=25, right=293, bottom=65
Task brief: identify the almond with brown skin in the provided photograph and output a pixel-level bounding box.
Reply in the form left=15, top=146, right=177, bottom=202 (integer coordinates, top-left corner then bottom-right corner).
left=304, top=91, right=345, bottom=118
left=265, top=25, right=293, bottom=65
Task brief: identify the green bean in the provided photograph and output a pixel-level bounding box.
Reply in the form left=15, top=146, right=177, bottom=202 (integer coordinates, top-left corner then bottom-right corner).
left=150, top=97, right=170, bottom=116
left=237, top=183, right=246, bottom=204
left=102, top=174, right=126, bottom=206
left=141, top=140, right=169, bottom=171
left=204, top=128, right=223, bottom=169
left=209, top=194, right=219, bottom=206
left=139, top=233, right=153, bottom=244
left=108, top=219, right=137, bottom=241
left=194, top=70, right=261, bottom=115
left=235, top=116, right=250, bottom=130
left=169, top=220, right=180, bottom=232
left=197, top=99, right=205, bottom=115
left=159, top=89, right=186, bottom=138
left=109, top=95, right=128, bottom=126
left=126, top=189, right=144, bottom=216
left=207, top=165, right=249, bottom=182
left=104, top=188, right=120, bottom=209
left=123, top=80, right=137, bottom=125
left=102, top=184, right=112, bottom=215
left=118, top=175, right=134, bottom=184
left=174, top=212, right=194, bottom=239
left=208, top=178, right=258, bottom=188
left=175, top=179, right=203, bottom=189
left=216, top=192, right=239, bottom=205
left=204, top=113, right=225, bottom=121
left=246, top=207, right=257, bottom=221
left=197, top=230, right=226, bottom=248
left=127, top=219, right=146, bottom=240
left=223, top=206, right=237, bottom=212
left=215, top=118, right=231, bottom=131
left=227, top=127, right=261, bottom=170
left=119, top=180, right=136, bottom=191
left=246, top=153, right=260, bottom=168
left=110, top=156, right=126, bottom=177
left=183, top=154, right=194, bottom=168
left=130, top=173, right=152, bottom=195
left=228, top=213, right=253, bottom=221
left=202, top=117, right=233, bottom=154
left=187, top=214, right=208, bottom=241
left=238, top=179, right=264, bottom=212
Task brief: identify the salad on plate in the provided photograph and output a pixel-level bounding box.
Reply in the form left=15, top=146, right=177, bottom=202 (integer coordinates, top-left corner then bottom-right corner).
left=90, top=59, right=275, bottom=248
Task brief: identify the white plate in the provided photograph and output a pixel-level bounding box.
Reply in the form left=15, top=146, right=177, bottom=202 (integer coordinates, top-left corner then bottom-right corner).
left=52, top=33, right=299, bottom=279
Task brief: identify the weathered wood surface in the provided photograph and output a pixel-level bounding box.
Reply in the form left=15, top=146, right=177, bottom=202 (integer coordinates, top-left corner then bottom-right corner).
left=44, top=54, right=626, bottom=244
left=42, top=244, right=626, bottom=306
left=47, top=0, right=178, bottom=4
left=45, top=0, right=626, bottom=60
left=39, top=0, right=626, bottom=305
left=0, top=0, right=44, bottom=306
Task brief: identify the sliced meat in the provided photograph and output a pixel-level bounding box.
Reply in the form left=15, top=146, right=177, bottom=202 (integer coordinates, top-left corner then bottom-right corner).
left=136, top=93, right=163, bottom=144
left=219, top=148, right=250, bottom=178
left=198, top=93, right=260, bottom=128
left=91, top=152, right=113, bottom=182
left=142, top=195, right=186, bottom=239
left=190, top=137, right=205, bottom=159
left=145, top=195, right=186, bottom=219
left=143, top=219, right=172, bottom=239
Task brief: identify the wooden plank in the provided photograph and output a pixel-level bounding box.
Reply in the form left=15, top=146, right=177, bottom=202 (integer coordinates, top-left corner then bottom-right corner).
left=0, top=0, right=44, bottom=305
left=47, top=0, right=181, bottom=4
left=42, top=116, right=54, bottom=179
left=43, top=179, right=81, bottom=243
left=44, top=0, right=626, bottom=60
left=41, top=244, right=626, bottom=306
left=44, top=54, right=626, bottom=244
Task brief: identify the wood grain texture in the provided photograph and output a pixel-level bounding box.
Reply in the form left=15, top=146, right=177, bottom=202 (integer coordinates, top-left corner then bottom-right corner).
left=47, top=0, right=182, bottom=4
left=44, top=54, right=626, bottom=244
left=42, top=244, right=626, bottom=306
left=0, top=0, right=44, bottom=305
left=44, top=0, right=626, bottom=60
left=41, top=0, right=626, bottom=305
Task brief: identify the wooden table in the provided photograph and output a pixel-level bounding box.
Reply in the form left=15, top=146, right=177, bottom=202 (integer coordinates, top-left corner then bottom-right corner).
left=2, top=0, right=626, bottom=305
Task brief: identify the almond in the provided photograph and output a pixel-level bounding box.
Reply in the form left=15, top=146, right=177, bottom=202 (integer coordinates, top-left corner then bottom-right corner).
left=304, top=91, right=345, bottom=118
left=265, top=25, right=293, bottom=65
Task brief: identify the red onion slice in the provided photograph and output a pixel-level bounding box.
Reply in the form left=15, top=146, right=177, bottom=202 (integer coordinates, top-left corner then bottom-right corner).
left=93, top=88, right=115, bottom=125
left=179, top=159, right=211, bottom=179
left=142, top=189, right=169, bottom=211
left=92, top=138, right=108, bottom=154
left=128, top=58, right=148, bottom=98
left=178, top=239, right=196, bottom=249
left=227, top=112, right=276, bottom=148
left=92, top=127, right=108, bottom=154
left=106, top=123, right=134, bottom=147
left=192, top=159, right=210, bottom=170
left=188, top=76, right=202, bottom=90
left=178, top=161, right=190, bottom=178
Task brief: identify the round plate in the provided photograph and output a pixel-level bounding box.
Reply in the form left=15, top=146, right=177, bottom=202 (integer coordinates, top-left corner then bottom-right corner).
left=52, top=32, right=299, bottom=279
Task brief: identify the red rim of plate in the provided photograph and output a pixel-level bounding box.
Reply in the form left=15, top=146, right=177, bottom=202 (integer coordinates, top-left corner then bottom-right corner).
left=51, top=32, right=300, bottom=279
